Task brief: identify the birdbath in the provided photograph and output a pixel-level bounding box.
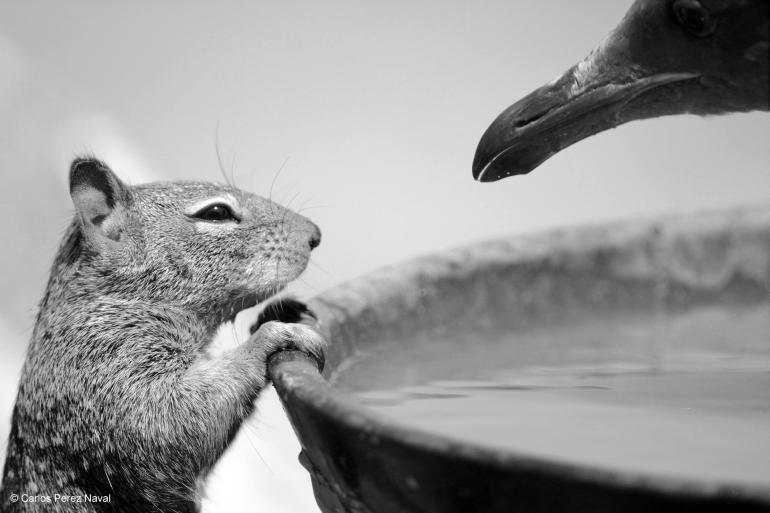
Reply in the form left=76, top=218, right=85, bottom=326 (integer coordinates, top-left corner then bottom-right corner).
left=269, top=207, right=770, bottom=513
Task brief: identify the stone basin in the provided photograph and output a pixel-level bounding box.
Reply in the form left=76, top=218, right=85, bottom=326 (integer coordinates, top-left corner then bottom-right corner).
left=269, top=207, right=770, bottom=513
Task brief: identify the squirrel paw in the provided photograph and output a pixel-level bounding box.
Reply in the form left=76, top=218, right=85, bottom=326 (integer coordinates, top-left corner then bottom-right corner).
left=251, top=297, right=317, bottom=334
left=250, top=319, right=326, bottom=372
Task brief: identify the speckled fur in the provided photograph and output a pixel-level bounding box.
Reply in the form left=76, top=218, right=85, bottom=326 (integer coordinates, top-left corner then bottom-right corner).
left=0, top=158, right=324, bottom=512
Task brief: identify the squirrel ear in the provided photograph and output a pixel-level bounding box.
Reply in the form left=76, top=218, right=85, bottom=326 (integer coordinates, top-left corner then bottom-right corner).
left=69, top=158, right=130, bottom=247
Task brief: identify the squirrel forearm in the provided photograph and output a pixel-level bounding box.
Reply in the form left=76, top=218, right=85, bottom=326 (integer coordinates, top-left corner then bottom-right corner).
left=110, top=327, right=300, bottom=476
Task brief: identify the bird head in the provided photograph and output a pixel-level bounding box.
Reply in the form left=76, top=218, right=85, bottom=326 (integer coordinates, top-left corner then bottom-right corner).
left=472, top=0, right=769, bottom=182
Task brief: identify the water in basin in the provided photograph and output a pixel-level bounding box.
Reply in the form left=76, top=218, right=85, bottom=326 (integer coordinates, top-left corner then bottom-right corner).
left=333, top=303, right=770, bottom=486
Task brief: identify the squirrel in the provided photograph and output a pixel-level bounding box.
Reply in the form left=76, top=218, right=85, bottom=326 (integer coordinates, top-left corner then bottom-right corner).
left=0, top=157, right=325, bottom=513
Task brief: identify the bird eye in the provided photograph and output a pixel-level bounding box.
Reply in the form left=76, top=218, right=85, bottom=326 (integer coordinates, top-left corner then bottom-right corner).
left=672, top=0, right=717, bottom=37
left=192, top=203, right=239, bottom=222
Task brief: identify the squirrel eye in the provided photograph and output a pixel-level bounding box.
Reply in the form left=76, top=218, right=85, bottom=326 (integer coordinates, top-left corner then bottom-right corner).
left=192, top=203, right=239, bottom=222
left=672, top=0, right=717, bottom=37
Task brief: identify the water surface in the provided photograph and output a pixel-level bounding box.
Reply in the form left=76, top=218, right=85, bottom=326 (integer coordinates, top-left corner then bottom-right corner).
left=335, top=304, right=770, bottom=486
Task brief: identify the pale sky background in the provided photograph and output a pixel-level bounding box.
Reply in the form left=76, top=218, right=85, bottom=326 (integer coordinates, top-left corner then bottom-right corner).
left=0, top=1, right=768, bottom=512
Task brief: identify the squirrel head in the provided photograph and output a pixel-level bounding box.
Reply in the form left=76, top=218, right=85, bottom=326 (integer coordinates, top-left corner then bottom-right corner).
left=66, top=157, right=321, bottom=325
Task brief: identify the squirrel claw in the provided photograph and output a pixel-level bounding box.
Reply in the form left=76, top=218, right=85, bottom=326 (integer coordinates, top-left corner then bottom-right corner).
left=250, top=299, right=325, bottom=371
left=251, top=298, right=317, bottom=334
left=252, top=320, right=326, bottom=373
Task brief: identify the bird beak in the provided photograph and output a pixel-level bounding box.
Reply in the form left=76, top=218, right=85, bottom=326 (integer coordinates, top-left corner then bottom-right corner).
left=472, top=28, right=699, bottom=182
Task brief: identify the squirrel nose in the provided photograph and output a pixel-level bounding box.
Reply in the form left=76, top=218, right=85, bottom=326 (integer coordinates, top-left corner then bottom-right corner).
left=308, top=224, right=321, bottom=250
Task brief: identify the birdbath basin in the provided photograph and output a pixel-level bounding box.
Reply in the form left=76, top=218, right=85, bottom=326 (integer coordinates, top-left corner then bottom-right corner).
left=269, top=207, right=770, bottom=513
